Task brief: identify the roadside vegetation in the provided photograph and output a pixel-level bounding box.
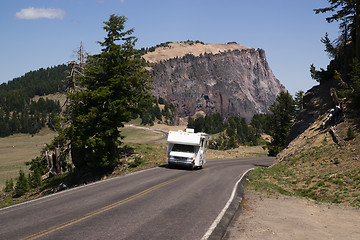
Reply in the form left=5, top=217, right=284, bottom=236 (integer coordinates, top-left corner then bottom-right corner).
left=246, top=130, right=360, bottom=207
left=188, top=113, right=267, bottom=149
left=0, top=126, right=168, bottom=208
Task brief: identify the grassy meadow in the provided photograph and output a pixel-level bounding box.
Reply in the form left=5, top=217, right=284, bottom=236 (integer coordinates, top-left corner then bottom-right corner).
left=122, top=126, right=165, bottom=143
left=0, top=128, right=57, bottom=190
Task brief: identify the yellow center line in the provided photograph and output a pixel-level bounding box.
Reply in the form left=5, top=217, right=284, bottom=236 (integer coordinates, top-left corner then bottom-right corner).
left=21, top=167, right=213, bottom=240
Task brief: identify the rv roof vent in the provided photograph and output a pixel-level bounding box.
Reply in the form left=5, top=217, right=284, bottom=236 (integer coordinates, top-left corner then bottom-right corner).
left=186, top=128, right=194, bottom=133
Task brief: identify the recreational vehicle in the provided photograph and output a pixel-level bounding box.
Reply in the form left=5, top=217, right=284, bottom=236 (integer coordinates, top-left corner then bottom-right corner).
left=167, top=129, right=209, bottom=169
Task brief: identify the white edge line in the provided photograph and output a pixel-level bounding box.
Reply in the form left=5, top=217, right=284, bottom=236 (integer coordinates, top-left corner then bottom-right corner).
left=200, top=167, right=254, bottom=240
left=0, top=167, right=158, bottom=212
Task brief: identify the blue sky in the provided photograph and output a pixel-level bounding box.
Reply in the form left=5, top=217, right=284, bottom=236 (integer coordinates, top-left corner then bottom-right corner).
left=0, top=0, right=339, bottom=95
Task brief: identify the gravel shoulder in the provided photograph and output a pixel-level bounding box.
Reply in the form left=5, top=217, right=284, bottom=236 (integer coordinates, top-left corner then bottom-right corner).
left=225, top=190, right=360, bottom=240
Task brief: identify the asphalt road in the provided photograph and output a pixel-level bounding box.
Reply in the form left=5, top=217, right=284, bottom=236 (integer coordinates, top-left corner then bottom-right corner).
left=0, top=157, right=274, bottom=240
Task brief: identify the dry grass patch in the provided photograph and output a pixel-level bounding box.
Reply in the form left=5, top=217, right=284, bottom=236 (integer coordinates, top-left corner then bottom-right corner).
left=122, top=127, right=165, bottom=143
left=143, top=42, right=252, bottom=63
left=207, top=146, right=267, bottom=159
left=0, top=128, right=57, bottom=189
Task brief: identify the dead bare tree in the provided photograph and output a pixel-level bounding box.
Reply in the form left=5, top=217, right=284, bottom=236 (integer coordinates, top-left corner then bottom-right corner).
left=39, top=42, right=88, bottom=179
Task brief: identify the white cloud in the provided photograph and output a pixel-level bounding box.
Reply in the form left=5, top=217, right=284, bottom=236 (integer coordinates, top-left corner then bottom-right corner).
left=15, top=7, right=66, bottom=20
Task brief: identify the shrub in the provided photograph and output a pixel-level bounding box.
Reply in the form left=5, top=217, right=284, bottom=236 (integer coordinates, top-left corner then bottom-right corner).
left=347, top=126, right=356, bottom=139
left=29, top=168, right=42, bottom=188
left=15, top=170, right=30, bottom=197
left=3, top=178, right=14, bottom=192
left=128, top=155, right=144, bottom=168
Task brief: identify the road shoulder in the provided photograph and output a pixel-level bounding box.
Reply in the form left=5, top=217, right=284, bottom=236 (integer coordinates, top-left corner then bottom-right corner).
left=225, top=189, right=360, bottom=240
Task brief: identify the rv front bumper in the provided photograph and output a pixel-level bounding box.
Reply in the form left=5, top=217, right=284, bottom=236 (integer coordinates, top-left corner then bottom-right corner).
left=168, top=157, right=193, bottom=166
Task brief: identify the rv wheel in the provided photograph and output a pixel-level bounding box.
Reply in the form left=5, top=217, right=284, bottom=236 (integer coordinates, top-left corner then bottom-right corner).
left=190, top=163, right=195, bottom=170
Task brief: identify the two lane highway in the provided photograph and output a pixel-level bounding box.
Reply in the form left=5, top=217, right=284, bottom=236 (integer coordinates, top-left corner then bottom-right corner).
left=0, top=157, right=274, bottom=240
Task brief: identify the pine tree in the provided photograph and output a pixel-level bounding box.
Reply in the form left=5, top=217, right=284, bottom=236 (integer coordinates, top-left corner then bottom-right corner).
left=29, top=167, right=42, bottom=188
left=314, top=1, right=360, bottom=60
left=187, top=116, right=195, bottom=129
left=67, top=15, right=152, bottom=172
left=349, top=58, right=360, bottom=106
left=347, top=126, right=356, bottom=139
left=267, top=92, right=296, bottom=156
left=15, top=170, right=29, bottom=197
left=294, top=90, right=304, bottom=112
left=3, top=178, right=14, bottom=192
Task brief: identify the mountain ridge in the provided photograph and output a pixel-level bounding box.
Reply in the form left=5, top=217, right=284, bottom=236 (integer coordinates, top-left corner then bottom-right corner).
left=143, top=42, right=253, bottom=63
left=147, top=43, right=286, bottom=121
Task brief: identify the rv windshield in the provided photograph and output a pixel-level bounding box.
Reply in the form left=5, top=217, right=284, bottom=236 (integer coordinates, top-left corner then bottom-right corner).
left=172, top=144, right=194, bottom=153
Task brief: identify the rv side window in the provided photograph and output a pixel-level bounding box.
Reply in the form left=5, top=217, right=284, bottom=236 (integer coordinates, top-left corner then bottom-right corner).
left=172, top=144, right=194, bottom=153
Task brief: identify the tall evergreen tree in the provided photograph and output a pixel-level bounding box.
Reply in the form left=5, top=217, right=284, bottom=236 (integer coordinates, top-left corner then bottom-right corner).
left=267, top=92, right=296, bottom=156
left=314, top=1, right=360, bottom=60
left=66, top=15, right=152, bottom=172
left=349, top=58, right=360, bottom=106
left=294, top=90, right=304, bottom=114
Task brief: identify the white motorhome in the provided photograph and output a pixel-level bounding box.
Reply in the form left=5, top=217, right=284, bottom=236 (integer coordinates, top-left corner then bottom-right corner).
left=167, top=128, right=209, bottom=169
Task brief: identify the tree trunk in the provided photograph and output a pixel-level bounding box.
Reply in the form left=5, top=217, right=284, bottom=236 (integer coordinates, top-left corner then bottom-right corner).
left=356, top=8, right=360, bottom=60
left=55, top=147, right=61, bottom=174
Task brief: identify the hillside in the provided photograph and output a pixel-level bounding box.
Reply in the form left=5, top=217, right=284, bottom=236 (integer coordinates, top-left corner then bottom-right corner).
left=0, top=65, right=68, bottom=137
left=146, top=42, right=286, bottom=121
left=251, top=78, right=360, bottom=207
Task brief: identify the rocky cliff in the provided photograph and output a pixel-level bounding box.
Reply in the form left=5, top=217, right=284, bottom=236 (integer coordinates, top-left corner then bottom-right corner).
left=145, top=43, right=286, bottom=121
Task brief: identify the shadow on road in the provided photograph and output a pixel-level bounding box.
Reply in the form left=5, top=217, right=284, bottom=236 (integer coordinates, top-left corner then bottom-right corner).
left=158, top=164, right=200, bottom=171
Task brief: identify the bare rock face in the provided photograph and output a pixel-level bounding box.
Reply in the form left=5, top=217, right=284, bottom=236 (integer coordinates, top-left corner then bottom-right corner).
left=150, top=48, right=286, bottom=121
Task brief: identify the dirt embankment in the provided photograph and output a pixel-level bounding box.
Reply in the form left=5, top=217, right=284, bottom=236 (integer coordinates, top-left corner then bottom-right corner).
left=226, top=190, right=360, bottom=240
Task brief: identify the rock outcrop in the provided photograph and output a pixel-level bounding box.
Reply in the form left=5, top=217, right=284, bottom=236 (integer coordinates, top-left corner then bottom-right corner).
left=146, top=43, right=286, bottom=121
left=287, top=77, right=349, bottom=144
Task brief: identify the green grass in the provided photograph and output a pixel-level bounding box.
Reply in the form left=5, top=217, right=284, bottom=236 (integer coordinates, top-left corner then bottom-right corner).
left=246, top=167, right=294, bottom=196
left=0, top=128, right=57, bottom=190
left=125, top=143, right=168, bottom=168
left=246, top=142, right=360, bottom=207
left=121, top=127, right=164, bottom=143
left=125, top=118, right=142, bottom=126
